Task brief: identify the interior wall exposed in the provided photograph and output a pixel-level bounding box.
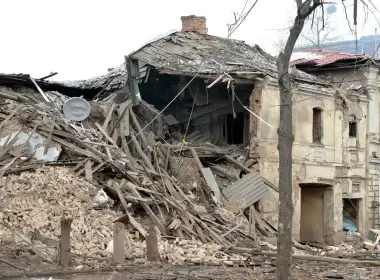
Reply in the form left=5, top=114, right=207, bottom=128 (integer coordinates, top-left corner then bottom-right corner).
left=343, top=198, right=359, bottom=232
left=139, top=73, right=253, bottom=146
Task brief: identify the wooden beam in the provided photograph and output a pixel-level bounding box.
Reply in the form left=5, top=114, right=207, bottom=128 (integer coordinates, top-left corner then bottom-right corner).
left=57, top=217, right=72, bottom=268
left=113, top=222, right=125, bottom=263
left=146, top=225, right=160, bottom=262
left=122, top=181, right=166, bottom=234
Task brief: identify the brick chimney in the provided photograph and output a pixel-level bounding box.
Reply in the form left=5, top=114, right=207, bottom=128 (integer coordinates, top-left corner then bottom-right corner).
left=180, top=15, right=208, bottom=34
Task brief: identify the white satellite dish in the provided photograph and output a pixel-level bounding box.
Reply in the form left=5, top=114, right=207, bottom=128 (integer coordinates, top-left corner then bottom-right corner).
left=63, top=97, right=91, bottom=121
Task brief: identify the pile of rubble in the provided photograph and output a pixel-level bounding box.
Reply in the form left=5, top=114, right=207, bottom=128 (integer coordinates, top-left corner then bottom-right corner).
left=0, top=86, right=268, bottom=265
left=0, top=166, right=247, bottom=265
left=0, top=167, right=119, bottom=255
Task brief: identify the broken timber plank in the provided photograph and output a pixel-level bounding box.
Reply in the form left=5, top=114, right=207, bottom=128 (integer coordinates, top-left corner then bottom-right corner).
left=252, top=209, right=276, bottom=237
left=190, top=148, right=203, bottom=171
left=39, top=132, right=100, bottom=160
left=95, top=122, right=120, bottom=148
left=164, top=146, right=170, bottom=170
left=201, top=167, right=222, bottom=202
left=224, top=155, right=251, bottom=173
left=114, top=184, right=147, bottom=238
left=102, top=103, right=117, bottom=131
left=163, top=176, right=182, bottom=201
left=130, top=129, right=155, bottom=172
left=190, top=147, right=216, bottom=197
left=249, top=206, right=257, bottom=239
left=122, top=181, right=166, bottom=234
left=119, top=120, right=131, bottom=156
left=43, top=117, right=56, bottom=156
left=129, top=106, right=147, bottom=146
left=124, top=103, right=130, bottom=136
left=30, top=77, right=51, bottom=103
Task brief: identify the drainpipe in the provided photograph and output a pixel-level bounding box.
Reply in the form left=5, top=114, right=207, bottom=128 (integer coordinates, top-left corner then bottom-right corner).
left=365, top=97, right=371, bottom=236
left=378, top=171, right=380, bottom=231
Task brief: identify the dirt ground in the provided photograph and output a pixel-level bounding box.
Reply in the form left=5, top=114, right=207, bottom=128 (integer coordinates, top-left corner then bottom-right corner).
left=1, top=244, right=380, bottom=279
left=1, top=255, right=380, bottom=279
left=2, top=262, right=380, bottom=280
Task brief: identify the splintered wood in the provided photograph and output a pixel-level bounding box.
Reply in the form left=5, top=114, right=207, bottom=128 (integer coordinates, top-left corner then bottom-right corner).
left=0, top=89, right=261, bottom=266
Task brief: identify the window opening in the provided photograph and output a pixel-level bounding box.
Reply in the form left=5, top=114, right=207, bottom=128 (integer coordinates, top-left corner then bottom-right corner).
left=312, top=108, right=322, bottom=143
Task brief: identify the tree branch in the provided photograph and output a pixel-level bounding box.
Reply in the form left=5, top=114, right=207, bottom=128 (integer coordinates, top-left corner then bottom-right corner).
left=299, top=34, right=321, bottom=48
left=342, top=0, right=354, bottom=31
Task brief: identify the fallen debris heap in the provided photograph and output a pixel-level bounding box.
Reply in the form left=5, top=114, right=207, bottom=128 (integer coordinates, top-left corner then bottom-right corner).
left=1, top=82, right=377, bottom=271
left=0, top=86, right=267, bottom=265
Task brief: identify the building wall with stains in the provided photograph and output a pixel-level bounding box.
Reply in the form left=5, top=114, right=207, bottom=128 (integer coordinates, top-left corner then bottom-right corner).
left=252, top=77, right=370, bottom=243
left=365, top=66, right=380, bottom=232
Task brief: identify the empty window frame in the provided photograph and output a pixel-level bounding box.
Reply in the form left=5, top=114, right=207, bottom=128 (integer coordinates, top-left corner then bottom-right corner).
left=312, top=108, right=322, bottom=143
left=349, top=116, right=357, bottom=138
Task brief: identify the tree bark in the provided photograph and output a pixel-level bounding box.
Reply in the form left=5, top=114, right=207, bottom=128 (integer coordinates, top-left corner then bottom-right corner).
left=277, top=54, right=296, bottom=280
left=276, top=1, right=321, bottom=279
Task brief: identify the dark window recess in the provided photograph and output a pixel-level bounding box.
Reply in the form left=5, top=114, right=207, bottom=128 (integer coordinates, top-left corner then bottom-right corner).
left=312, top=108, right=322, bottom=143
left=224, top=112, right=245, bottom=144
left=349, top=121, right=357, bottom=138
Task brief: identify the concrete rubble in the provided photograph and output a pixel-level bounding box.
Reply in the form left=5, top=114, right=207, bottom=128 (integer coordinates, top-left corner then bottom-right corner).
left=0, top=86, right=272, bottom=267
left=0, top=83, right=379, bottom=274
left=0, top=166, right=244, bottom=265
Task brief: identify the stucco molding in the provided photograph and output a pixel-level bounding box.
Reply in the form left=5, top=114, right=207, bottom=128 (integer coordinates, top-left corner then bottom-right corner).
left=317, top=178, right=334, bottom=185
left=295, top=84, right=335, bottom=98
left=262, top=139, right=336, bottom=149
left=267, top=77, right=335, bottom=97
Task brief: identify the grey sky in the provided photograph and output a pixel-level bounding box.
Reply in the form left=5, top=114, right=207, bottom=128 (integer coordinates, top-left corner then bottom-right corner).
left=0, top=0, right=378, bottom=81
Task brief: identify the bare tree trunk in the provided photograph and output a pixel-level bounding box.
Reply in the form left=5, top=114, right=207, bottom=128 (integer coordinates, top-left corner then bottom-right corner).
left=276, top=1, right=322, bottom=279
left=276, top=55, right=295, bottom=279
left=275, top=0, right=366, bottom=278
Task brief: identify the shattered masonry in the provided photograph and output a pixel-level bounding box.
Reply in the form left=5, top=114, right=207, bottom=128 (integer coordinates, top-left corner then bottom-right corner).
left=1, top=15, right=380, bottom=274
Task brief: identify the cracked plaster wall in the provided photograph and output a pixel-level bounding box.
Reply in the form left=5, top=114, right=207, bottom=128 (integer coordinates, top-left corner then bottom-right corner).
left=253, top=78, right=369, bottom=242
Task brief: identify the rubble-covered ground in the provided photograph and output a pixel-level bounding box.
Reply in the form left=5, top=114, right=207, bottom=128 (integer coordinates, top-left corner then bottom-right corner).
left=1, top=84, right=380, bottom=280
left=1, top=249, right=380, bottom=280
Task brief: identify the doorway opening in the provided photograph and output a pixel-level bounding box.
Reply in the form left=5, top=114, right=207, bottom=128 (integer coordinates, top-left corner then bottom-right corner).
left=221, top=111, right=247, bottom=145
left=300, top=183, right=332, bottom=244
left=343, top=198, right=359, bottom=233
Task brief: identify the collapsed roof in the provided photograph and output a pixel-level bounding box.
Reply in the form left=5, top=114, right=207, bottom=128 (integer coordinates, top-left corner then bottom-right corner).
left=292, top=49, right=380, bottom=72
left=44, top=31, right=327, bottom=94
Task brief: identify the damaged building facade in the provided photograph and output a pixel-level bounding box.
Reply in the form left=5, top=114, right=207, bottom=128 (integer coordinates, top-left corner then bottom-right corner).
left=293, top=50, right=380, bottom=240
left=85, top=17, right=372, bottom=244
left=1, top=17, right=375, bottom=246
left=59, top=17, right=373, bottom=243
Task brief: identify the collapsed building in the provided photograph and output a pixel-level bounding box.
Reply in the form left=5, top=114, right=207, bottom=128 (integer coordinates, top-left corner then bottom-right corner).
left=0, top=15, right=375, bottom=258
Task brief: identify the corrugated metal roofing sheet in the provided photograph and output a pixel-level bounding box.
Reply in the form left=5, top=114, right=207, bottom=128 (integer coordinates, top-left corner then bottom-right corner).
left=222, top=170, right=269, bottom=209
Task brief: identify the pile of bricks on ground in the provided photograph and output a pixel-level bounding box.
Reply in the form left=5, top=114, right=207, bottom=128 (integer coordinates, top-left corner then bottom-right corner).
left=0, top=166, right=247, bottom=264
left=0, top=167, right=119, bottom=256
